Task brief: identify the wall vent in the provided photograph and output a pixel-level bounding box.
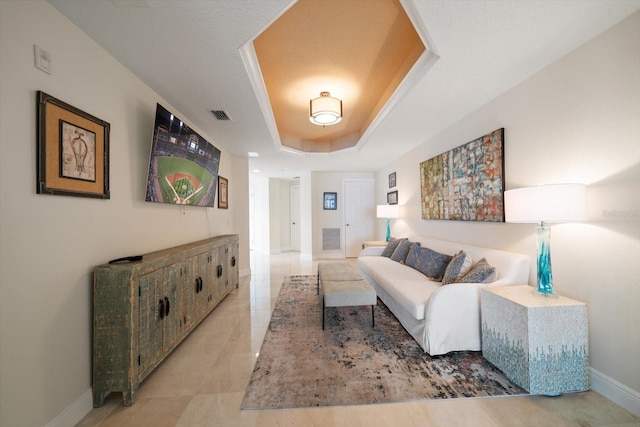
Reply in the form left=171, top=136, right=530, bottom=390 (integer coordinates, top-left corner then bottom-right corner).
left=211, top=110, right=231, bottom=121
left=322, top=228, right=340, bottom=250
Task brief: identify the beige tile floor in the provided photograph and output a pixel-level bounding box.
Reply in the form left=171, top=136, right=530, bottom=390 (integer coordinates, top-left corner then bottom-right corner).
left=77, top=251, right=640, bottom=427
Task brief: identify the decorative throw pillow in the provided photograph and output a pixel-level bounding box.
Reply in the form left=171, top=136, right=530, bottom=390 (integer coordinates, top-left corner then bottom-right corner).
left=441, top=250, right=473, bottom=285
left=459, top=258, right=498, bottom=283
left=381, top=238, right=405, bottom=258
left=404, top=245, right=452, bottom=281
left=390, top=240, right=417, bottom=263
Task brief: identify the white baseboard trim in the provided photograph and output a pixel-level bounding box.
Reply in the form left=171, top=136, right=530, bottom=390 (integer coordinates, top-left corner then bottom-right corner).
left=45, top=388, right=92, bottom=427
left=590, top=367, right=640, bottom=416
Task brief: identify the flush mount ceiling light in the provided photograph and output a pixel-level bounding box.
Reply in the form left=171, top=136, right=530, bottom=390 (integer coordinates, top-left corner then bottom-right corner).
left=309, top=91, right=342, bottom=126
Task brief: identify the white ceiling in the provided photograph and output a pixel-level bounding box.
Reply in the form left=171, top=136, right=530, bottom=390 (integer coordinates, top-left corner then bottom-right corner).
left=49, top=0, right=640, bottom=180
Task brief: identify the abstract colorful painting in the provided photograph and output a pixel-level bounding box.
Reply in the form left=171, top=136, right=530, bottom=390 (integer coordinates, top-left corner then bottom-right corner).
left=420, top=128, right=504, bottom=222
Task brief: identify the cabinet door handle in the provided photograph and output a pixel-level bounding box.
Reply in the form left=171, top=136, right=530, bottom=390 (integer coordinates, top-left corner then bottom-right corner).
left=231, top=256, right=236, bottom=267
left=217, top=265, right=222, bottom=277
left=195, top=278, right=200, bottom=293
left=159, top=299, right=165, bottom=319
left=164, top=297, right=170, bottom=316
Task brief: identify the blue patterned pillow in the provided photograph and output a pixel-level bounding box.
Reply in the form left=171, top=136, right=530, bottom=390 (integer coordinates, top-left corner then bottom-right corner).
left=404, top=245, right=452, bottom=280
left=390, top=240, right=418, bottom=263
left=381, top=238, right=405, bottom=257
left=459, top=258, right=497, bottom=283
left=441, top=250, right=473, bottom=285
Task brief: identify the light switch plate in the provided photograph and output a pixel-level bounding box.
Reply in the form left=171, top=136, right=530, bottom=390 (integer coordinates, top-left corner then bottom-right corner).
left=34, top=45, right=52, bottom=74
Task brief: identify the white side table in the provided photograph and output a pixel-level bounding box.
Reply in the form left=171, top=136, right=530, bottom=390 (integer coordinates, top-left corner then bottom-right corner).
left=480, top=285, right=589, bottom=395
left=362, top=240, right=387, bottom=249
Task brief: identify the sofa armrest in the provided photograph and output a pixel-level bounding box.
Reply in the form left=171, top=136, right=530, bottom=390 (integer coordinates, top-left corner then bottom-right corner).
left=427, top=283, right=482, bottom=317
left=423, top=282, right=484, bottom=354
left=358, top=246, right=385, bottom=257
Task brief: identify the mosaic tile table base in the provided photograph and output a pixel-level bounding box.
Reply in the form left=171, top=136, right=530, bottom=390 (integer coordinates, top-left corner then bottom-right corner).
left=481, top=285, right=589, bottom=396
left=242, top=275, right=526, bottom=410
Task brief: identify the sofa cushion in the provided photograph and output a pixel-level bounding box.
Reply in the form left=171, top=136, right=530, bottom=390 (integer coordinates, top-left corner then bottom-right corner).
left=357, top=256, right=437, bottom=320
left=381, top=237, right=405, bottom=257
left=460, top=258, right=498, bottom=283
left=390, top=240, right=416, bottom=263
left=405, top=245, right=452, bottom=281
left=441, top=250, right=473, bottom=285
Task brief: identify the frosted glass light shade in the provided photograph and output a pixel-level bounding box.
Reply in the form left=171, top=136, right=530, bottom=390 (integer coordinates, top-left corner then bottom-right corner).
left=505, top=184, right=587, bottom=224
left=376, top=204, right=399, bottom=219
left=309, top=92, right=342, bottom=125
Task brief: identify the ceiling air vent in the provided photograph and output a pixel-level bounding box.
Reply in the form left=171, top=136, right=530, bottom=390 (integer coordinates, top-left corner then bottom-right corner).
left=211, top=110, right=231, bottom=121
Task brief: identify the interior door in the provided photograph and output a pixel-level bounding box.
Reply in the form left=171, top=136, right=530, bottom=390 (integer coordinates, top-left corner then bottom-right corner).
left=343, top=179, right=374, bottom=257
left=290, top=185, right=300, bottom=251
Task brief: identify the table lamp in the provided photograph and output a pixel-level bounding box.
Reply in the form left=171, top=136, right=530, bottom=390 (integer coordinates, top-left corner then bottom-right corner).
left=504, top=183, right=587, bottom=296
left=376, top=204, right=399, bottom=242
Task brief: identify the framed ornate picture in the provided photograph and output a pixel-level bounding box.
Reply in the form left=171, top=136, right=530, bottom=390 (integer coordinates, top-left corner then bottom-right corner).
left=218, top=176, right=228, bottom=209
left=387, top=190, right=398, bottom=205
left=323, top=192, right=337, bottom=210
left=389, top=172, right=396, bottom=188
left=36, top=91, right=110, bottom=198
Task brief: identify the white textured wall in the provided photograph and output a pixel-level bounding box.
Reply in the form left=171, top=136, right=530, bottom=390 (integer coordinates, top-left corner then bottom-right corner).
left=311, top=171, right=375, bottom=258
left=0, top=2, right=249, bottom=426
left=250, top=174, right=270, bottom=253
left=299, top=171, right=313, bottom=259
left=380, top=11, right=640, bottom=404
left=279, top=180, right=293, bottom=251
left=230, top=155, right=251, bottom=276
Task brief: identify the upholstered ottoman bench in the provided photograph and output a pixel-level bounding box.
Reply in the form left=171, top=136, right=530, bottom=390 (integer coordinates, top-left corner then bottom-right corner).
left=322, top=279, right=377, bottom=330
left=317, top=262, right=362, bottom=294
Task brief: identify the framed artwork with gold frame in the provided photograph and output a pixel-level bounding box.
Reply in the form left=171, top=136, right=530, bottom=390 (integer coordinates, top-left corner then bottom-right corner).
left=218, top=176, right=228, bottom=209
left=36, top=91, right=110, bottom=199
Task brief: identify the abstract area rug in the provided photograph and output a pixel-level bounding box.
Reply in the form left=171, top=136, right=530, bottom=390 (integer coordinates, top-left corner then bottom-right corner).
left=241, top=275, right=526, bottom=409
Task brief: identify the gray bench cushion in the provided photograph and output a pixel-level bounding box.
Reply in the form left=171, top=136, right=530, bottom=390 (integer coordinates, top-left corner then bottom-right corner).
left=317, top=262, right=363, bottom=294
left=323, top=279, right=376, bottom=307
left=318, top=262, right=362, bottom=282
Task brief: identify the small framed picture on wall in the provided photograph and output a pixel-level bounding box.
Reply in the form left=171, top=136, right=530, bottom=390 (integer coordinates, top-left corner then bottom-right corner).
left=218, top=176, right=228, bottom=209
left=323, top=192, right=337, bottom=210
left=389, top=172, right=396, bottom=188
left=387, top=190, right=398, bottom=205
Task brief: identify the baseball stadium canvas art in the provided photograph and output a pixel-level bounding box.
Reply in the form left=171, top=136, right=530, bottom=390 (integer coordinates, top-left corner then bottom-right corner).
left=145, top=104, right=221, bottom=207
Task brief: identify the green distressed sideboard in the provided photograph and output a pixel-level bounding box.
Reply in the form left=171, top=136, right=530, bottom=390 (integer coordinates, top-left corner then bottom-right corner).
left=92, top=234, right=239, bottom=407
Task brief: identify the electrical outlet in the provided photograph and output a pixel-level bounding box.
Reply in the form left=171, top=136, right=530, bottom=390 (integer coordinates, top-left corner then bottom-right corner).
left=34, top=45, right=52, bottom=74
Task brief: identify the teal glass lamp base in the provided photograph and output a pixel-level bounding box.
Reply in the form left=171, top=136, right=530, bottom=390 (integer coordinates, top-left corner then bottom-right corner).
left=385, top=218, right=391, bottom=242
left=535, top=226, right=556, bottom=297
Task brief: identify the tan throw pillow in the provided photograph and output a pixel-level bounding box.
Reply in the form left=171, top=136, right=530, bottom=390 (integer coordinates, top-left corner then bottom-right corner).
left=441, top=250, right=473, bottom=285
left=459, top=258, right=498, bottom=283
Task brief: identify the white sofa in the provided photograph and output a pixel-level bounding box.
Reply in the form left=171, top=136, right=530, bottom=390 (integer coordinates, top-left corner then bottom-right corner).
left=357, top=235, right=530, bottom=356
